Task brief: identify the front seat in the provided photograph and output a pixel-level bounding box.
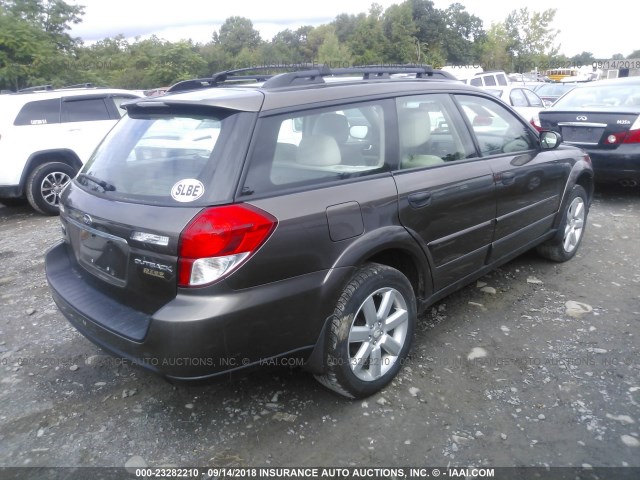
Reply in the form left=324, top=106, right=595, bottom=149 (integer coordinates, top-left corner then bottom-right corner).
left=398, top=108, right=444, bottom=169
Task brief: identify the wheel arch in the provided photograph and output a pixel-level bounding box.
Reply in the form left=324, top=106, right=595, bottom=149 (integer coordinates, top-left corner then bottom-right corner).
left=305, top=226, right=432, bottom=375
left=331, top=226, right=433, bottom=302
left=19, top=149, right=82, bottom=195
left=553, top=156, right=594, bottom=231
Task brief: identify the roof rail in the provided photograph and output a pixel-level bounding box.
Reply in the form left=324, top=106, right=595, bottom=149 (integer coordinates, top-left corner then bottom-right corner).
left=18, top=84, right=54, bottom=93
left=166, top=65, right=317, bottom=93
left=16, top=83, right=106, bottom=93
left=261, top=64, right=437, bottom=88
left=166, top=63, right=451, bottom=93
left=60, top=83, right=98, bottom=89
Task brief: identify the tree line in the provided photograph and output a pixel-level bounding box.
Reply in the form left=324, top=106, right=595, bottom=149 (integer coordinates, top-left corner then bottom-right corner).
left=1, top=0, right=638, bottom=91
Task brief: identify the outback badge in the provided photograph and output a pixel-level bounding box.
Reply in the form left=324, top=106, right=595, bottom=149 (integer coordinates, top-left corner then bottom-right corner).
left=134, top=257, right=174, bottom=281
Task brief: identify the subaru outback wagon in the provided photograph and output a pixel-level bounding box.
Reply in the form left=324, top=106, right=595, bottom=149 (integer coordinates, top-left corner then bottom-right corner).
left=45, top=66, right=593, bottom=398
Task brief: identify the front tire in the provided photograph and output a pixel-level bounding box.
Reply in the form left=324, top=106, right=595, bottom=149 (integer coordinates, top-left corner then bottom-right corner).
left=537, top=184, right=588, bottom=262
left=314, top=263, right=417, bottom=398
left=26, top=162, right=75, bottom=215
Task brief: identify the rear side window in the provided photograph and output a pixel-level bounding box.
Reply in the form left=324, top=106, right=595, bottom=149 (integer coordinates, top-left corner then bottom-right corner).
left=13, top=99, right=60, bottom=125
left=242, top=102, right=388, bottom=196
left=496, top=74, right=508, bottom=86
left=62, top=98, right=111, bottom=122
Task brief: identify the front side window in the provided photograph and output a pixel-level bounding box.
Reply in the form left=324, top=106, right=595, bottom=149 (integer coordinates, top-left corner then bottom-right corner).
left=242, top=102, right=387, bottom=196
left=523, top=89, right=544, bottom=107
left=78, top=108, right=247, bottom=205
left=62, top=98, right=111, bottom=122
left=484, top=75, right=497, bottom=87
left=509, top=88, right=529, bottom=107
left=496, top=74, right=508, bottom=86
left=456, top=95, right=536, bottom=156
left=395, top=94, right=477, bottom=170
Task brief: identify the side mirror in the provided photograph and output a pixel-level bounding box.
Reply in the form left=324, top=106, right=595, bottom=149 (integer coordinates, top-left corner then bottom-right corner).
left=350, top=125, right=369, bottom=139
left=540, top=130, right=561, bottom=150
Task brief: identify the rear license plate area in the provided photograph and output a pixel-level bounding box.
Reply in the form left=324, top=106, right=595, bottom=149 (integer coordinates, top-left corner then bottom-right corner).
left=561, top=126, right=604, bottom=144
left=77, top=226, right=129, bottom=287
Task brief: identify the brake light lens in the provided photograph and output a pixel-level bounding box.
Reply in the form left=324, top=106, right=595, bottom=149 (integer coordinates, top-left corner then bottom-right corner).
left=623, top=116, right=640, bottom=144
left=604, top=116, right=640, bottom=145
left=178, top=204, right=277, bottom=287
left=530, top=114, right=542, bottom=131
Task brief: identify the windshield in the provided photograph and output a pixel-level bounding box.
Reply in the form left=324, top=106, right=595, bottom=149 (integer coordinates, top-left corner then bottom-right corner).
left=536, top=84, right=575, bottom=96
left=554, top=83, right=640, bottom=108
left=77, top=109, right=247, bottom=205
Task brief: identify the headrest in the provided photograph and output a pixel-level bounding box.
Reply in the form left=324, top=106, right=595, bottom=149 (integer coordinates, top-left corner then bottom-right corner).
left=313, top=113, right=350, bottom=144
left=398, top=108, right=431, bottom=148
left=296, top=134, right=341, bottom=166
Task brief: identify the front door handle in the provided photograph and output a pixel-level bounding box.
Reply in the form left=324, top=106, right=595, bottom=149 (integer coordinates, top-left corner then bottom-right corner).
left=498, top=171, right=516, bottom=185
left=408, top=191, right=432, bottom=208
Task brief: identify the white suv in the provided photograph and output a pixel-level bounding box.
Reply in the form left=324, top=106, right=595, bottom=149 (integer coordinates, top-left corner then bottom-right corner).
left=0, top=87, right=142, bottom=214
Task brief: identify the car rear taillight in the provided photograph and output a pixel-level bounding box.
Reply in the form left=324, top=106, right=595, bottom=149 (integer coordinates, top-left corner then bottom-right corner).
left=623, top=116, right=640, bottom=144
left=530, top=115, right=542, bottom=132
left=178, top=204, right=277, bottom=287
left=604, top=116, right=640, bottom=145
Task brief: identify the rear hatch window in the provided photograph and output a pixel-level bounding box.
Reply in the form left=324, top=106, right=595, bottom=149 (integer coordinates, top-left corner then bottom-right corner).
left=76, top=106, right=254, bottom=206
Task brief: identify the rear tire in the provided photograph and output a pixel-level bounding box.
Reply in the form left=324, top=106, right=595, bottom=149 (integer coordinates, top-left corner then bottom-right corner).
left=314, top=263, right=417, bottom=399
left=537, top=185, right=588, bottom=262
left=26, top=162, right=75, bottom=215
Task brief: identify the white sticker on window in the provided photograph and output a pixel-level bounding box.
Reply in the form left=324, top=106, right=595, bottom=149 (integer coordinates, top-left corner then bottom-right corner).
left=171, top=179, right=205, bottom=202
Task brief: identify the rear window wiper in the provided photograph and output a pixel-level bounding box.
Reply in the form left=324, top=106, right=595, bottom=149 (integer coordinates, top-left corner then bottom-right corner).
left=77, top=173, right=116, bottom=192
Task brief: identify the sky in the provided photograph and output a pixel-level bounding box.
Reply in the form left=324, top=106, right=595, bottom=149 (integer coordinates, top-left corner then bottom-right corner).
left=68, top=0, right=638, bottom=60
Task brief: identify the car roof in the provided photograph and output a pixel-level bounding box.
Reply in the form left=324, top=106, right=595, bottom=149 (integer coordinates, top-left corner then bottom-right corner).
left=484, top=85, right=536, bottom=92
left=0, top=88, right=142, bottom=105
left=127, top=67, right=484, bottom=114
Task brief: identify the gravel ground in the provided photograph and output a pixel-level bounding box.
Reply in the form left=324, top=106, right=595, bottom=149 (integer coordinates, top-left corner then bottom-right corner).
left=0, top=186, right=639, bottom=476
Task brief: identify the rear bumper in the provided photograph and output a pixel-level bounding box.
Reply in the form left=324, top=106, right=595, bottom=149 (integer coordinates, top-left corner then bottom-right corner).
left=46, top=241, right=348, bottom=379
left=581, top=146, right=640, bottom=183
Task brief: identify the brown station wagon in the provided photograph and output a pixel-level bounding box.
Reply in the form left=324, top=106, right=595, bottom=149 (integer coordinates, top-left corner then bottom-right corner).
left=45, top=66, right=593, bottom=398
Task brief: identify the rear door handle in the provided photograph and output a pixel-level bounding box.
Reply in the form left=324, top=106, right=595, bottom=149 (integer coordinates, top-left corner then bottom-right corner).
left=408, top=191, right=432, bottom=208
